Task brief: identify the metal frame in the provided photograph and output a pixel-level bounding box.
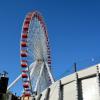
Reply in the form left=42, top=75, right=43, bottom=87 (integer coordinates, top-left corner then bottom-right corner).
left=8, top=11, right=54, bottom=96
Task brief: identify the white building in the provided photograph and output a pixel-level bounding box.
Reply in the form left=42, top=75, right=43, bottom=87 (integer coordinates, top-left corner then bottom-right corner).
left=21, top=63, right=100, bottom=100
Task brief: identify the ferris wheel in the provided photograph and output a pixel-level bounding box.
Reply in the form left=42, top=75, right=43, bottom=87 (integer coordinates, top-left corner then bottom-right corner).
left=7, top=11, right=54, bottom=96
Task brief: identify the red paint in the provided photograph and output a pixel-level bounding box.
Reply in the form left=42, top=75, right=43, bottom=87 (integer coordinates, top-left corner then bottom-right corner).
left=24, top=93, right=31, bottom=97
left=21, top=53, right=27, bottom=57
left=21, top=63, right=28, bottom=67
left=23, top=83, right=29, bottom=88
left=22, top=73, right=28, bottom=78
left=22, top=33, right=28, bottom=38
left=21, top=41, right=27, bottom=47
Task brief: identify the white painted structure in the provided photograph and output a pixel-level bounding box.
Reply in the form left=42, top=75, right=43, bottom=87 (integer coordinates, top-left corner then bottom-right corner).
left=21, top=63, right=100, bottom=100
left=8, top=12, right=55, bottom=96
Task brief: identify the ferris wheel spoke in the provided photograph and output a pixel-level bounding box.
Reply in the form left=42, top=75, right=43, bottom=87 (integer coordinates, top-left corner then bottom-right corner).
left=34, top=62, right=44, bottom=92
left=45, top=62, right=54, bottom=83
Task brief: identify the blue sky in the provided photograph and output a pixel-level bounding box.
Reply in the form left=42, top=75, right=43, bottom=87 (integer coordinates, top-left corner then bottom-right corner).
left=0, top=0, right=100, bottom=95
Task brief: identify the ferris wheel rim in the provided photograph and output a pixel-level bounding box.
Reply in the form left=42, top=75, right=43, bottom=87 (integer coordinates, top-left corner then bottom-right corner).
left=20, top=11, right=52, bottom=96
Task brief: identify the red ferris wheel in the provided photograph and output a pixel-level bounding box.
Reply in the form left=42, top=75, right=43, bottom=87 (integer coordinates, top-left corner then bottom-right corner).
left=8, top=11, right=54, bottom=96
